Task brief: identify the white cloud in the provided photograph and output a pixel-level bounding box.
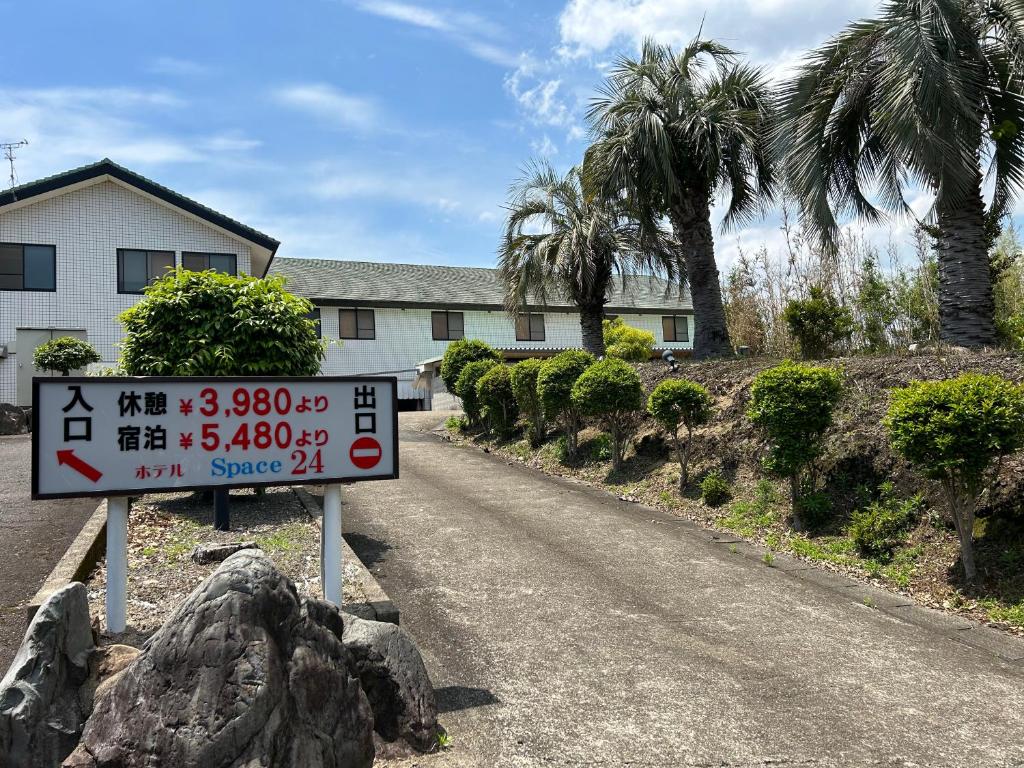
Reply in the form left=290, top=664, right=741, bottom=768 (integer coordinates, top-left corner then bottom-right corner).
left=273, top=84, right=380, bottom=131
left=202, top=132, right=263, bottom=153
left=531, top=135, right=559, bottom=157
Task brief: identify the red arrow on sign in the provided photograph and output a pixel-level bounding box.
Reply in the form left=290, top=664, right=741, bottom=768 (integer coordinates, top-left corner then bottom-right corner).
left=56, top=450, right=103, bottom=483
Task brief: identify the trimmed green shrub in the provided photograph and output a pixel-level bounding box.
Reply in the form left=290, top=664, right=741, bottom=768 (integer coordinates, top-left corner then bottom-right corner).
left=537, top=349, right=595, bottom=459
left=455, top=359, right=499, bottom=428
left=849, top=483, right=921, bottom=558
left=747, top=361, right=843, bottom=529
left=700, top=471, right=731, bottom=506
left=796, top=489, right=832, bottom=530
left=783, top=286, right=854, bottom=359
left=119, top=269, right=323, bottom=375
left=476, top=364, right=519, bottom=436
left=648, top=379, right=714, bottom=491
left=511, top=358, right=545, bottom=445
left=603, top=318, right=655, bottom=362
left=571, top=357, right=644, bottom=471
left=886, top=374, right=1024, bottom=583
left=440, top=339, right=501, bottom=394
left=33, top=336, right=100, bottom=375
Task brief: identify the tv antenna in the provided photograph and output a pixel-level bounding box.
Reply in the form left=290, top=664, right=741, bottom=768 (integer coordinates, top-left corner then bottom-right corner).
left=1, top=139, right=28, bottom=192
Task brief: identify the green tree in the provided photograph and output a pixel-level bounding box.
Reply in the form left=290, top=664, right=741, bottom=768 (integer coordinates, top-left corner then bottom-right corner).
left=33, top=336, right=101, bottom=376
left=119, top=269, right=322, bottom=376
left=603, top=318, right=655, bottom=362
left=776, top=0, right=1024, bottom=347
left=498, top=162, right=677, bottom=357
left=647, top=379, right=714, bottom=491
left=586, top=38, right=776, bottom=358
left=439, top=339, right=501, bottom=394
left=885, top=374, right=1024, bottom=583
left=456, top=359, right=499, bottom=429
left=476, top=364, right=519, bottom=436
left=856, top=253, right=895, bottom=352
left=571, top=358, right=645, bottom=472
left=510, top=359, right=546, bottom=445
left=537, top=350, right=595, bottom=459
left=747, top=361, right=843, bottom=528
left=782, top=286, right=855, bottom=359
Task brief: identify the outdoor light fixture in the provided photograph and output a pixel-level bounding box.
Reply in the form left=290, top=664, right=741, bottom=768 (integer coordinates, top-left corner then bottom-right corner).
left=662, top=350, right=679, bottom=373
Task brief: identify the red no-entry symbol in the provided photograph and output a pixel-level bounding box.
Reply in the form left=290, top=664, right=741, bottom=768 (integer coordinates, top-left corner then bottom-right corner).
left=349, top=436, right=382, bottom=470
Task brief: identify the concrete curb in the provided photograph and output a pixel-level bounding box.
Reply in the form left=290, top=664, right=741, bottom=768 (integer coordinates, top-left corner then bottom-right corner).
left=293, top=486, right=400, bottom=625
left=25, top=499, right=107, bottom=625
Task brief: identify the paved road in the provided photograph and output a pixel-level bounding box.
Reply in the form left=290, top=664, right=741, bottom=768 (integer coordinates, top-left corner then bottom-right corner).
left=0, top=435, right=97, bottom=674
left=340, top=412, right=1024, bottom=768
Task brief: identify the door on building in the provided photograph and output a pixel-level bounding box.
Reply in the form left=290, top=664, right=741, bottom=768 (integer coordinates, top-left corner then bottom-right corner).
left=15, top=328, right=89, bottom=407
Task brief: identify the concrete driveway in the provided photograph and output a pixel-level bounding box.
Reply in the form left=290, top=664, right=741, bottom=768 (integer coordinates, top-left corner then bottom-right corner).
left=0, top=435, right=98, bottom=673
left=337, top=412, right=1024, bottom=768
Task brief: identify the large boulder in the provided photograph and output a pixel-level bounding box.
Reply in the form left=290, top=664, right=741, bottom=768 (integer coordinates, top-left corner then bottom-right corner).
left=0, top=404, right=27, bottom=436
left=65, top=550, right=374, bottom=768
left=342, top=616, right=439, bottom=752
left=0, top=582, right=95, bottom=768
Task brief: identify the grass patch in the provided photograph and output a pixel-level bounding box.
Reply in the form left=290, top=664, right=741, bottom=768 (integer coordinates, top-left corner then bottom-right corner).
left=257, top=524, right=307, bottom=553
left=984, top=600, right=1024, bottom=628
left=720, top=480, right=779, bottom=536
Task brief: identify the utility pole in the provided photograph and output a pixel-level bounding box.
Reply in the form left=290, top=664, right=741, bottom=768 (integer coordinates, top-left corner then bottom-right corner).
left=0, top=139, right=28, bottom=196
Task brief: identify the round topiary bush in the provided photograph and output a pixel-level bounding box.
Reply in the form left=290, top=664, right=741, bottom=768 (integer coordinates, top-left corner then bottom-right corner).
left=648, top=379, right=714, bottom=491
left=510, top=358, right=545, bottom=445
left=747, top=360, right=843, bottom=529
left=476, top=364, right=519, bottom=436
left=885, top=373, right=1024, bottom=583
left=603, top=318, right=655, bottom=362
left=455, top=358, right=499, bottom=428
left=119, top=269, right=323, bottom=376
left=32, top=336, right=101, bottom=376
left=439, top=339, right=501, bottom=394
left=537, top=350, right=595, bottom=459
left=782, top=286, right=854, bottom=359
left=571, top=357, right=644, bottom=472
left=699, top=471, right=731, bottom=506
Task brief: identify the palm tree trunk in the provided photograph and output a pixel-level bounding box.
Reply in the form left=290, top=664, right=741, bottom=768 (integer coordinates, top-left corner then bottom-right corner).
left=669, top=197, right=732, bottom=359
left=580, top=306, right=605, bottom=357
left=936, top=168, right=996, bottom=348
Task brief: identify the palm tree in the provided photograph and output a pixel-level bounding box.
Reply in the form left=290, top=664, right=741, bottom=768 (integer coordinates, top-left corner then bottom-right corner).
left=776, top=0, right=1024, bottom=348
left=586, top=38, right=776, bottom=359
left=498, top=161, right=678, bottom=357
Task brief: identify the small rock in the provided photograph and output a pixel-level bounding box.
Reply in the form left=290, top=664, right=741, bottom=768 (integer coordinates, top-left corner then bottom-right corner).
left=0, top=403, right=28, bottom=435
left=189, top=541, right=259, bottom=564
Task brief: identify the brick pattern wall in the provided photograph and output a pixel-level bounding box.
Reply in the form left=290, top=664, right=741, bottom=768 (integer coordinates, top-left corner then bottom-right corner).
left=0, top=180, right=252, bottom=404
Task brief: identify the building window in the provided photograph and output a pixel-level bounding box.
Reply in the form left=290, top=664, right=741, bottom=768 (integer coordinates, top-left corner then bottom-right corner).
left=118, top=249, right=175, bottom=294
left=340, top=308, right=375, bottom=340
left=306, top=308, right=321, bottom=338
left=0, top=243, right=56, bottom=291
left=182, top=252, right=237, bottom=275
left=515, top=313, right=545, bottom=341
left=431, top=311, right=464, bottom=341
left=662, top=315, right=690, bottom=343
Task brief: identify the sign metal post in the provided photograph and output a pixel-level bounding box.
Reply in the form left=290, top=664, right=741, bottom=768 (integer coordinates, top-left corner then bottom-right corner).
left=106, top=496, right=129, bottom=634
left=323, top=483, right=343, bottom=606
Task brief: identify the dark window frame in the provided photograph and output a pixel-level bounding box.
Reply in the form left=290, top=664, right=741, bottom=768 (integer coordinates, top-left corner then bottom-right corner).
left=307, top=308, right=322, bottom=339
left=339, top=307, right=376, bottom=340
left=181, top=251, right=237, bottom=275
left=515, top=312, right=546, bottom=342
left=662, top=315, right=690, bottom=343
left=0, top=242, right=57, bottom=292
left=117, top=249, right=176, bottom=295
left=431, top=310, right=465, bottom=341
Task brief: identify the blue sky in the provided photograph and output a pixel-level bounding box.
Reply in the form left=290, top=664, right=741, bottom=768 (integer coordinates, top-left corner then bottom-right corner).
left=0, top=0, right=908, bottom=271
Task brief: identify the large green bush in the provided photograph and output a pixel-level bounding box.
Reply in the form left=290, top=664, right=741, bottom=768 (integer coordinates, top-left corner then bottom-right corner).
left=537, top=350, right=595, bottom=459
left=747, top=361, right=843, bottom=528
left=700, top=471, right=732, bottom=506
left=647, top=379, right=714, bottom=491
left=603, top=318, right=655, bottom=362
left=885, top=374, right=1024, bottom=583
left=455, top=358, right=499, bottom=428
left=849, top=483, right=921, bottom=558
left=476, top=364, right=519, bottom=436
left=33, top=336, right=100, bottom=376
left=783, top=286, right=854, bottom=359
left=119, top=269, right=323, bottom=375
left=571, top=358, right=644, bottom=471
left=440, top=339, right=501, bottom=393
left=511, top=358, right=545, bottom=445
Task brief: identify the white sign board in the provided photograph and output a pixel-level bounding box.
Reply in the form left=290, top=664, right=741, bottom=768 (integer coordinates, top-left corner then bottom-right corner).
left=32, top=376, right=398, bottom=499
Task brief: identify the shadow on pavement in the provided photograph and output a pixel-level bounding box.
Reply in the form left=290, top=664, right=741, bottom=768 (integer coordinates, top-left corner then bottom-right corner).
left=435, top=685, right=500, bottom=714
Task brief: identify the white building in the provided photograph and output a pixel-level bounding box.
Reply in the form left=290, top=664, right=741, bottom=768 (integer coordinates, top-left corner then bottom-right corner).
left=0, top=160, right=693, bottom=410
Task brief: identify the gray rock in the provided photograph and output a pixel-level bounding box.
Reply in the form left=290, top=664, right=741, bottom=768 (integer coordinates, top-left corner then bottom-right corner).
left=188, top=540, right=259, bottom=564
left=66, top=550, right=374, bottom=768
left=76, top=645, right=140, bottom=714
left=0, top=582, right=95, bottom=768
left=0, top=403, right=27, bottom=436
left=342, top=616, right=439, bottom=752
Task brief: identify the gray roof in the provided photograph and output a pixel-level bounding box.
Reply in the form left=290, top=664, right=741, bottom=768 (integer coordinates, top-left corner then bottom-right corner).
left=271, top=258, right=692, bottom=313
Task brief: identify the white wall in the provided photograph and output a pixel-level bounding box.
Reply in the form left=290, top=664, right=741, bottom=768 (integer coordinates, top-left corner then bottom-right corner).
left=0, top=180, right=253, bottom=404
left=315, top=306, right=693, bottom=401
